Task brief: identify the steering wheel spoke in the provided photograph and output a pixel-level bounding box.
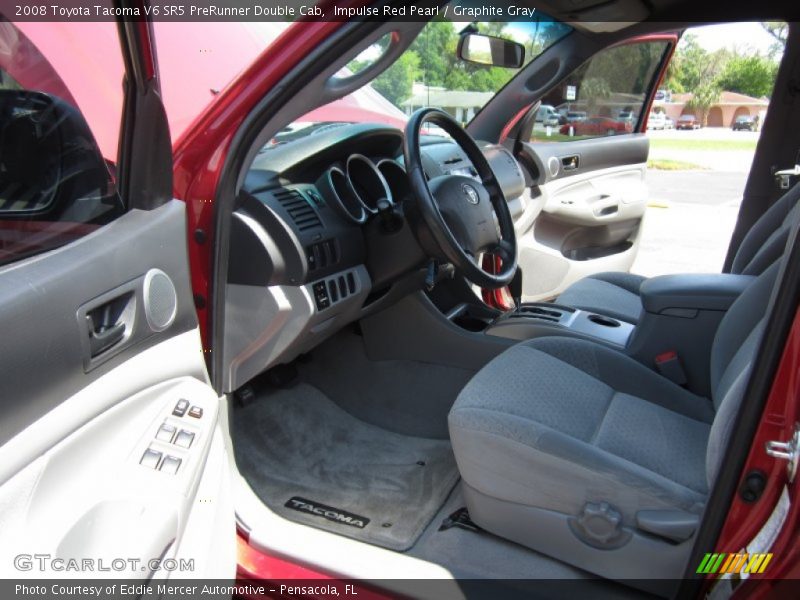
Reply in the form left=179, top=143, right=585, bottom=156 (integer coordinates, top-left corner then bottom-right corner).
left=491, top=239, right=516, bottom=265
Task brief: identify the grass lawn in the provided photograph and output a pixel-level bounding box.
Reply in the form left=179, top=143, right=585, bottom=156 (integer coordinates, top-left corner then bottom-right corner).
left=532, top=133, right=594, bottom=143
left=649, top=138, right=758, bottom=152
left=647, top=159, right=706, bottom=170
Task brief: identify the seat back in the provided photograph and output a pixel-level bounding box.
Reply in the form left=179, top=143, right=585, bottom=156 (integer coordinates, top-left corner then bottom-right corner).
left=708, top=185, right=800, bottom=484
left=731, top=183, right=800, bottom=276
left=706, top=258, right=781, bottom=486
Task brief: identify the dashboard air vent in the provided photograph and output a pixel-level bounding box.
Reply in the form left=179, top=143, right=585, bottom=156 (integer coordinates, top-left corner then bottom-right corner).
left=274, top=188, right=322, bottom=231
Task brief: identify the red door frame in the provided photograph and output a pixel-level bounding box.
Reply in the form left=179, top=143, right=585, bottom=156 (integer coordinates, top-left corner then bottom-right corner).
left=711, top=307, right=800, bottom=596
left=171, top=18, right=347, bottom=349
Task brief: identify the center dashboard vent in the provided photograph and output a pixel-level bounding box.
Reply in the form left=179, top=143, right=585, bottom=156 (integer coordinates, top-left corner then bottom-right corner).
left=274, top=188, right=322, bottom=231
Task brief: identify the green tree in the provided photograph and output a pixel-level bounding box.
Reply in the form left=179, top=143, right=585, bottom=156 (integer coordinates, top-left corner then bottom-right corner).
left=687, top=83, right=722, bottom=126
left=662, top=44, right=685, bottom=92
left=408, top=20, right=455, bottom=87
left=579, top=77, right=611, bottom=113
left=761, top=21, right=788, bottom=59
left=664, top=34, right=730, bottom=93
left=586, top=43, right=667, bottom=94
left=717, top=55, right=778, bottom=98
left=370, top=51, right=420, bottom=107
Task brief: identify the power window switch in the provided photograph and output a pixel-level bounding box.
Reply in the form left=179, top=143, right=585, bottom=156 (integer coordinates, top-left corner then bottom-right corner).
left=174, top=429, right=195, bottom=448
left=140, top=448, right=162, bottom=469
left=188, top=406, right=203, bottom=419
left=172, top=399, right=189, bottom=417
left=155, top=422, right=176, bottom=443
left=159, top=455, right=182, bottom=474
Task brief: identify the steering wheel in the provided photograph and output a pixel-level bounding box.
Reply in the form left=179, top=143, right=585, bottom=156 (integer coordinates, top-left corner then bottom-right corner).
left=403, top=108, right=518, bottom=289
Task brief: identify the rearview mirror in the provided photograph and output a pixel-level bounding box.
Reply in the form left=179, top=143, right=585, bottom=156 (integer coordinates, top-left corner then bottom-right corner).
left=457, top=33, right=525, bottom=69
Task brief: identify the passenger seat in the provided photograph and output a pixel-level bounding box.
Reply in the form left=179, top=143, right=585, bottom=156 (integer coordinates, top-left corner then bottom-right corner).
left=555, top=183, right=800, bottom=323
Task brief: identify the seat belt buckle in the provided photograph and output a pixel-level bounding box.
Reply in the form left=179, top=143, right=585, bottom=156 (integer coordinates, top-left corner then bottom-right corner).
left=655, top=351, right=687, bottom=386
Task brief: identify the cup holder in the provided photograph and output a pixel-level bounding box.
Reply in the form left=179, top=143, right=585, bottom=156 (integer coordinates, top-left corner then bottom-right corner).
left=588, top=314, right=621, bottom=328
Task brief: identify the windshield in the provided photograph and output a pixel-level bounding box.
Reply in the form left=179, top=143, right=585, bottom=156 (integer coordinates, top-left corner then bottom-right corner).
left=266, top=15, right=571, bottom=148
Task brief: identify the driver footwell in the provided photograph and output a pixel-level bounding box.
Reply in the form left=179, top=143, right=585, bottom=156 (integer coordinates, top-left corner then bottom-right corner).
left=232, top=383, right=460, bottom=551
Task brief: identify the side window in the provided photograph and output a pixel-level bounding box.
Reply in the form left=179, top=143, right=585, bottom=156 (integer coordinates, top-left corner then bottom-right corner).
left=0, top=23, right=125, bottom=267
left=531, top=41, right=670, bottom=143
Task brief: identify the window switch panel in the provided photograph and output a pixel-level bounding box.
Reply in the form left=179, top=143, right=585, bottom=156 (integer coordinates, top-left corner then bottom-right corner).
left=160, top=455, right=182, bottom=475
left=155, top=422, right=176, bottom=443
left=140, top=448, right=162, bottom=469
left=174, top=429, right=195, bottom=449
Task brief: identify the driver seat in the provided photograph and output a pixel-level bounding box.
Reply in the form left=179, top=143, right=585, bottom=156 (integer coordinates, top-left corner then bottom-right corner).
left=555, top=183, right=800, bottom=323
left=448, top=259, right=780, bottom=585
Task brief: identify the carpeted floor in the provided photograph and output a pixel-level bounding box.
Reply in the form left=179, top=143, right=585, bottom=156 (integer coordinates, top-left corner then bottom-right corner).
left=232, top=383, right=460, bottom=551
left=297, top=330, right=475, bottom=439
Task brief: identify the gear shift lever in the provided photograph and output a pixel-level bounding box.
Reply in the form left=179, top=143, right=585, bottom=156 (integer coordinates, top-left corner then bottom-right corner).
left=508, top=268, right=523, bottom=311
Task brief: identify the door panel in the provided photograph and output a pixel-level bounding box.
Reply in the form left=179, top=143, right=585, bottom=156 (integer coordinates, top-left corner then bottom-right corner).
left=516, top=135, right=649, bottom=300
left=0, top=202, right=235, bottom=580
left=0, top=15, right=235, bottom=582
left=0, top=201, right=197, bottom=445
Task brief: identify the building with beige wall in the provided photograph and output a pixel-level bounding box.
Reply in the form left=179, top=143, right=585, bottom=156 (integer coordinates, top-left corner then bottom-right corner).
left=656, top=91, right=769, bottom=127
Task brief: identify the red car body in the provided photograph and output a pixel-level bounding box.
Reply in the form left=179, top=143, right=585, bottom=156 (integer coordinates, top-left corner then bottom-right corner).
left=559, top=116, right=633, bottom=136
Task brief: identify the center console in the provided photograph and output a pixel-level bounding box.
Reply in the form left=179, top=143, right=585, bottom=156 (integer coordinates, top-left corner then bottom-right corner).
left=485, top=303, right=634, bottom=348
left=627, top=273, right=755, bottom=396
left=417, top=268, right=756, bottom=396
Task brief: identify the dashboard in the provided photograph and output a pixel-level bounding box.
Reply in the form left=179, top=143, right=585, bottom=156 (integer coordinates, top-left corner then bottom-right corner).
left=222, top=123, right=527, bottom=391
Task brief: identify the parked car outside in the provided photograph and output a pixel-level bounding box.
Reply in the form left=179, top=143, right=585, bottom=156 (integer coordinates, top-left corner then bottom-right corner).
left=544, top=113, right=562, bottom=127
left=535, top=104, right=558, bottom=123
left=564, top=111, right=587, bottom=123
left=677, top=114, right=701, bottom=130
left=617, top=108, right=637, bottom=124
left=647, top=112, right=666, bottom=130
left=733, top=115, right=757, bottom=131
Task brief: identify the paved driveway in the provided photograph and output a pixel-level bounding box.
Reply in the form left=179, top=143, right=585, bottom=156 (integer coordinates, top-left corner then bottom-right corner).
left=632, top=171, right=742, bottom=277
left=646, top=170, right=748, bottom=206
left=631, top=128, right=752, bottom=277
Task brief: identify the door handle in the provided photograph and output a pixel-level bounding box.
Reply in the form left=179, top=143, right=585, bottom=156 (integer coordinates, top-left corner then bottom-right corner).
left=79, top=289, right=135, bottom=366
left=592, top=194, right=620, bottom=217
left=86, top=314, right=126, bottom=357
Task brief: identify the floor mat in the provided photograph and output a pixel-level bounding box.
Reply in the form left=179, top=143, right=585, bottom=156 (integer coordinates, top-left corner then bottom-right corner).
left=232, top=384, right=460, bottom=551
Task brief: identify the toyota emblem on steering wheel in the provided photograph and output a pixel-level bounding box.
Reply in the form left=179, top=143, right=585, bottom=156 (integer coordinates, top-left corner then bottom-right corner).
left=462, top=184, right=480, bottom=205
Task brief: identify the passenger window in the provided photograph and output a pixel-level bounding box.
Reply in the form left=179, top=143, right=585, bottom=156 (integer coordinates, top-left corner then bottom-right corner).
left=0, top=23, right=125, bottom=267
left=531, top=41, right=670, bottom=143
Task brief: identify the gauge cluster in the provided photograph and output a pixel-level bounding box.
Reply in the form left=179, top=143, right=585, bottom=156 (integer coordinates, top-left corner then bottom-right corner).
left=315, top=153, right=406, bottom=225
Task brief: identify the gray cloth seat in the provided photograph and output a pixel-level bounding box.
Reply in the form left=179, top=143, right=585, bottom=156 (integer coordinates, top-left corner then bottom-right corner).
left=449, top=261, right=780, bottom=584
left=556, top=183, right=800, bottom=323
